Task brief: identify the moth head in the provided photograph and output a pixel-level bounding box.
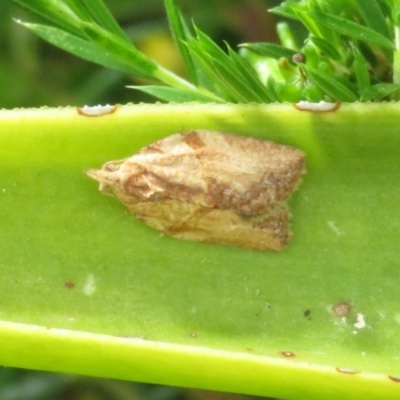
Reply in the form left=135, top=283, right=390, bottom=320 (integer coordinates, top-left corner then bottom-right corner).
left=86, top=167, right=119, bottom=196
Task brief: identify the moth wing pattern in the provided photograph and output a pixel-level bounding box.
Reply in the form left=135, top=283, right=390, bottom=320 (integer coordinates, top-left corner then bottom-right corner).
left=87, top=130, right=306, bottom=251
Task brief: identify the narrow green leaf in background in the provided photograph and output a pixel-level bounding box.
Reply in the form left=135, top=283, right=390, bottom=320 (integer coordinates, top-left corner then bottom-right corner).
left=11, top=0, right=85, bottom=37
left=128, top=85, right=222, bottom=103
left=164, top=0, right=198, bottom=85
left=352, top=46, right=370, bottom=94
left=226, top=46, right=274, bottom=103
left=17, top=22, right=156, bottom=78
left=303, top=65, right=358, bottom=102
left=239, top=43, right=299, bottom=63
left=62, top=0, right=95, bottom=24
left=355, top=0, right=391, bottom=41
left=309, top=11, right=395, bottom=50
left=308, top=37, right=342, bottom=61
left=360, top=83, right=400, bottom=101
left=80, top=0, right=131, bottom=43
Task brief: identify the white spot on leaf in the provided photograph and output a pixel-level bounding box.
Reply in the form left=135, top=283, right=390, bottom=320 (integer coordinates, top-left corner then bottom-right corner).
left=354, top=313, right=366, bottom=330
left=294, top=101, right=340, bottom=112
left=327, top=220, right=343, bottom=235
left=83, top=274, right=96, bottom=296
left=77, top=104, right=116, bottom=117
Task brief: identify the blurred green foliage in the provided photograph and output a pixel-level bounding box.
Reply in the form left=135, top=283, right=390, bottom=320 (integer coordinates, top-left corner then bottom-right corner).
left=2, top=0, right=281, bottom=108
left=0, top=367, right=276, bottom=400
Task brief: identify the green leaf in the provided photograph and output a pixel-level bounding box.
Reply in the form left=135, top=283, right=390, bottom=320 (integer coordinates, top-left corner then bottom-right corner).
left=17, top=21, right=156, bottom=78
left=352, top=46, right=370, bottom=94
left=269, top=2, right=301, bottom=20
left=294, top=9, right=338, bottom=45
left=63, top=0, right=95, bottom=23
left=189, top=30, right=277, bottom=103
left=276, top=21, right=299, bottom=50
left=186, top=29, right=260, bottom=102
left=80, top=0, right=131, bottom=43
left=308, top=37, right=342, bottom=60
left=265, top=77, right=281, bottom=102
left=3, top=103, right=400, bottom=399
left=202, top=56, right=252, bottom=103
left=77, top=22, right=159, bottom=75
left=355, top=0, right=391, bottom=40
left=239, top=43, right=299, bottom=62
left=189, top=40, right=265, bottom=103
left=191, top=26, right=229, bottom=63
left=309, top=11, right=395, bottom=50
left=355, top=0, right=393, bottom=61
left=302, top=65, right=358, bottom=101
left=11, top=0, right=84, bottom=37
left=360, top=83, right=400, bottom=101
left=164, top=0, right=198, bottom=85
left=184, top=39, right=231, bottom=101
left=128, top=85, right=222, bottom=103
left=228, top=46, right=276, bottom=102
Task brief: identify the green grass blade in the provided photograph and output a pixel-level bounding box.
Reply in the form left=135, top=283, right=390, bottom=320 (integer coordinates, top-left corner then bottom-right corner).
left=11, top=0, right=84, bottom=37
left=128, top=85, right=223, bottom=103
left=18, top=22, right=156, bottom=78
left=227, top=46, right=275, bottom=102
left=78, top=22, right=159, bottom=76
left=265, top=77, right=281, bottom=102
left=180, top=42, right=229, bottom=99
left=355, top=0, right=391, bottom=40
left=184, top=36, right=235, bottom=101
left=308, top=37, right=342, bottom=60
left=164, top=0, right=198, bottom=85
left=352, top=46, right=370, bottom=94
left=192, top=26, right=234, bottom=62
left=309, top=11, right=395, bottom=50
left=187, top=40, right=259, bottom=103
left=188, top=27, right=275, bottom=103
left=355, top=0, right=393, bottom=61
left=239, top=43, right=299, bottom=62
left=62, top=0, right=95, bottom=23
left=303, top=65, right=358, bottom=101
left=294, top=9, right=338, bottom=45
left=80, top=0, right=131, bottom=43
left=268, top=3, right=300, bottom=20
left=360, top=83, right=400, bottom=101
left=276, top=22, right=299, bottom=50
left=211, top=58, right=263, bottom=103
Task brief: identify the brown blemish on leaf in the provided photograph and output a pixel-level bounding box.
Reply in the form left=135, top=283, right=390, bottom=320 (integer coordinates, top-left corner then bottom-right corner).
left=304, top=309, right=310, bottom=317
left=332, top=301, right=352, bottom=317
left=87, top=130, right=306, bottom=251
left=281, top=351, right=295, bottom=358
left=77, top=104, right=117, bottom=117
left=336, top=367, right=360, bottom=375
left=64, top=281, right=75, bottom=289
left=190, top=332, right=198, bottom=338
left=294, top=101, right=341, bottom=112
left=389, top=376, right=400, bottom=383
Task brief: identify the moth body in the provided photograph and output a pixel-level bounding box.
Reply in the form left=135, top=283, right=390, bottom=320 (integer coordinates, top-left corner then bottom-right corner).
left=87, top=130, right=306, bottom=251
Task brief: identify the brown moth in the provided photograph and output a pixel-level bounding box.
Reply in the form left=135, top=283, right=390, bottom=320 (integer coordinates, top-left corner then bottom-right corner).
left=87, top=130, right=306, bottom=251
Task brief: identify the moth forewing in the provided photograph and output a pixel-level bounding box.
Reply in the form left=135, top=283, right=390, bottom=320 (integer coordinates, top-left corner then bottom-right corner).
left=87, top=130, right=306, bottom=251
